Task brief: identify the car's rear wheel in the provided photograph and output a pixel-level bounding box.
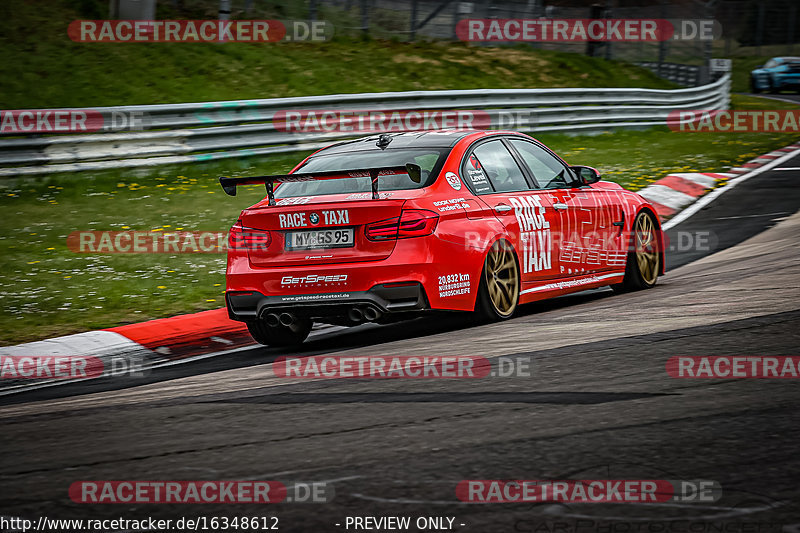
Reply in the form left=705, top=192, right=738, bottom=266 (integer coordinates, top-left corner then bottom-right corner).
left=611, top=211, right=660, bottom=293
left=247, top=318, right=313, bottom=347
left=475, top=240, right=520, bottom=320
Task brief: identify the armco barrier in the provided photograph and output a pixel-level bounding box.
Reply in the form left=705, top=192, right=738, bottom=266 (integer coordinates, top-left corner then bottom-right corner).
left=0, top=74, right=729, bottom=177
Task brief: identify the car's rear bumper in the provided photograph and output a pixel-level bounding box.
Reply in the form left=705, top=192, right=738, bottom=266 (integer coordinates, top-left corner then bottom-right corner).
left=225, top=234, right=486, bottom=318
left=226, top=282, right=429, bottom=322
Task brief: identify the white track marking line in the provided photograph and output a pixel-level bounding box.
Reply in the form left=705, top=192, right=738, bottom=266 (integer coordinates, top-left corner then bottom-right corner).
left=742, top=93, right=800, bottom=105
left=540, top=499, right=786, bottom=522
left=713, top=211, right=792, bottom=220
left=662, top=149, right=800, bottom=230
left=348, top=494, right=784, bottom=520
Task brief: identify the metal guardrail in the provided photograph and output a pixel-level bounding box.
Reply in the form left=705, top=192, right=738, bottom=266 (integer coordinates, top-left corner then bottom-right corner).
left=0, top=74, right=730, bottom=177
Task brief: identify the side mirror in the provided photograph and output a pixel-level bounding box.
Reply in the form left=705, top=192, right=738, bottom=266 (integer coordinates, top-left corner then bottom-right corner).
left=570, top=165, right=601, bottom=185
left=405, top=163, right=422, bottom=183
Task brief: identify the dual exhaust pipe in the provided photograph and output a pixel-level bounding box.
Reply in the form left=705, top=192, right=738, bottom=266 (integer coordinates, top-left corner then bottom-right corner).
left=348, top=306, right=381, bottom=323
left=265, top=312, right=295, bottom=328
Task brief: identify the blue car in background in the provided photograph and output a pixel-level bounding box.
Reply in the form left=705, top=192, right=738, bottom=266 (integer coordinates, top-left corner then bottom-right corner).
left=750, top=57, right=800, bottom=93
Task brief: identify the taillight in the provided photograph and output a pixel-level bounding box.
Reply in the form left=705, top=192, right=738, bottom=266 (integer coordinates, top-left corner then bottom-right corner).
left=365, top=209, right=439, bottom=241
left=365, top=216, right=400, bottom=241
left=397, top=209, right=439, bottom=238
left=228, top=221, right=271, bottom=251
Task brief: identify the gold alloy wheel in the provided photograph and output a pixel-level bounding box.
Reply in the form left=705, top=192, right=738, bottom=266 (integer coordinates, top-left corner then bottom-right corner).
left=485, top=241, right=519, bottom=317
left=634, top=214, right=659, bottom=285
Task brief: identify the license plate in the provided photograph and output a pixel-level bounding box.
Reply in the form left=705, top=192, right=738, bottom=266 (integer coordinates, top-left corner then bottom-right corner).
left=285, top=228, right=355, bottom=250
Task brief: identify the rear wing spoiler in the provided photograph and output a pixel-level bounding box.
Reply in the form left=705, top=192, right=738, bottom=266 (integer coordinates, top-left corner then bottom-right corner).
left=219, top=163, right=422, bottom=206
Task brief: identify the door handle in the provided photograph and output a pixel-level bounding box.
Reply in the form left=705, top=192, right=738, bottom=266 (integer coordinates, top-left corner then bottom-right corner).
left=553, top=203, right=568, bottom=211
left=494, top=204, right=513, bottom=214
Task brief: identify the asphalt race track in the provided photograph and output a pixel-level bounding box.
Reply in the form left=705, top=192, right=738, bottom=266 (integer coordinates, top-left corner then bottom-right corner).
left=2, top=154, right=799, bottom=531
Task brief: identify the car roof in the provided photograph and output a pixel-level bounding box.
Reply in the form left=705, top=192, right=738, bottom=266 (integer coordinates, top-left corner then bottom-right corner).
left=311, top=130, right=486, bottom=155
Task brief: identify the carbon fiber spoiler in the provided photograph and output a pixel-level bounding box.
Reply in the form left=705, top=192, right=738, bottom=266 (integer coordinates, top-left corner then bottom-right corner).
left=219, top=164, right=422, bottom=206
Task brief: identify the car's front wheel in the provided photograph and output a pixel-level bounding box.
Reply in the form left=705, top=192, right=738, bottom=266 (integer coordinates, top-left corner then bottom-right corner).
left=612, top=211, right=660, bottom=293
left=247, top=318, right=313, bottom=347
left=474, top=240, right=520, bottom=321
left=769, top=77, right=779, bottom=94
left=750, top=75, right=761, bottom=93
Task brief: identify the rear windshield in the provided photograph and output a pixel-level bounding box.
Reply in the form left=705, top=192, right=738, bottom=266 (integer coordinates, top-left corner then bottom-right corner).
left=275, top=148, right=449, bottom=198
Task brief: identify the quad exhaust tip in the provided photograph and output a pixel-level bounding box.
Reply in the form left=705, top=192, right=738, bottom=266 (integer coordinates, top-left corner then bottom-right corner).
left=267, top=307, right=381, bottom=326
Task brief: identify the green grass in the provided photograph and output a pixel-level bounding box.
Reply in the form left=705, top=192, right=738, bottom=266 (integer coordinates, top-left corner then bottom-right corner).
left=0, top=158, right=295, bottom=344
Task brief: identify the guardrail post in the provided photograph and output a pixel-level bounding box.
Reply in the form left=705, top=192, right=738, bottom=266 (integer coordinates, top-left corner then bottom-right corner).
left=218, top=0, right=230, bottom=21
left=360, top=0, right=369, bottom=39
left=410, top=0, right=418, bottom=41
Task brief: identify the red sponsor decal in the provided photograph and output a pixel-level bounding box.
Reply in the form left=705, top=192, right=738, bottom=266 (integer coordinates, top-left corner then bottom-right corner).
left=274, top=355, right=492, bottom=379
left=273, top=110, right=491, bottom=134
left=456, top=480, right=674, bottom=503
left=0, top=110, right=104, bottom=134
left=667, top=110, right=800, bottom=132
left=0, top=356, right=104, bottom=379
left=68, top=20, right=286, bottom=43
left=456, top=19, right=673, bottom=42
left=666, top=356, right=800, bottom=378
left=69, top=481, right=286, bottom=504
left=67, top=231, right=232, bottom=254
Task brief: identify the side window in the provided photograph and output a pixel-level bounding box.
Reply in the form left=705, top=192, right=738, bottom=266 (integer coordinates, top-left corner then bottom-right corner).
left=765, top=59, right=779, bottom=68
left=509, top=139, right=572, bottom=189
left=462, top=140, right=530, bottom=194
left=461, top=151, right=493, bottom=194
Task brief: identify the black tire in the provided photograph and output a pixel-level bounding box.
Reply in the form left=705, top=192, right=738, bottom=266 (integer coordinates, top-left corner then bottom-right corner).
left=611, top=211, right=661, bottom=294
left=750, top=76, right=761, bottom=94
left=474, top=240, right=520, bottom=321
left=247, top=318, right=313, bottom=347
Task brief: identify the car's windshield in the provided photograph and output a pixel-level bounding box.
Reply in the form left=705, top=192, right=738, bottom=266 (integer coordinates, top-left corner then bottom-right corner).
left=275, top=148, right=448, bottom=198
